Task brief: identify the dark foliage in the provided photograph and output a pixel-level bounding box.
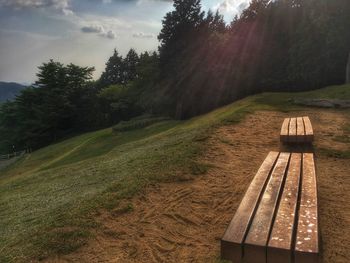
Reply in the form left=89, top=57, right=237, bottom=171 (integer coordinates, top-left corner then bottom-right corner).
left=157, top=0, right=350, bottom=118
left=0, top=60, right=96, bottom=152
left=1, top=0, right=350, bottom=153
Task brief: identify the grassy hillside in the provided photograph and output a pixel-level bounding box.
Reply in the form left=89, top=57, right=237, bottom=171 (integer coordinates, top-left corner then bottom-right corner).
left=0, top=84, right=349, bottom=262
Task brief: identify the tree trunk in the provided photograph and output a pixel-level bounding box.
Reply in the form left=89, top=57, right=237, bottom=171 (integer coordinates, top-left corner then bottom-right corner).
left=346, top=52, right=350, bottom=84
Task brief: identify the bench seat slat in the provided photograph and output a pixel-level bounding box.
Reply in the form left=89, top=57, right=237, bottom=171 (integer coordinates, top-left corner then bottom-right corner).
left=295, top=153, right=319, bottom=263
left=267, top=153, right=302, bottom=263
left=303, top=116, right=314, bottom=143
left=221, top=152, right=319, bottom=263
left=244, top=152, right=290, bottom=263
left=289, top=118, right=297, bottom=143
left=221, top=152, right=279, bottom=262
left=297, top=117, right=305, bottom=142
left=280, top=118, right=290, bottom=142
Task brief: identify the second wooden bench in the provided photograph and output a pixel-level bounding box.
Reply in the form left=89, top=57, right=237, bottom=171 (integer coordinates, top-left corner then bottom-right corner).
left=280, top=116, right=314, bottom=143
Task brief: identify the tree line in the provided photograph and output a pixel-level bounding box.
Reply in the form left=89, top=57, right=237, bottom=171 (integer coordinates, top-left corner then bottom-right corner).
left=1, top=0, right=349, bottom=153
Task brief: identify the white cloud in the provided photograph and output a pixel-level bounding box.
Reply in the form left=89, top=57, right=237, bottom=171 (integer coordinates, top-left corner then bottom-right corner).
left=81, top=25, right=105, bottom=33
left=0, top=0, right=74, bottom=15
left=81, top=24, right=116, bottom=39
left=104, top=30, right=116, bottom=39
left=214, top=0, right=250, bottom=16
left=132, top=32, right=154, bottom=38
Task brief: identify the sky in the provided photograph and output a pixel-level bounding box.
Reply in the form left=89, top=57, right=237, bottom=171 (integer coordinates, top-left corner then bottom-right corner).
left=0, top=0, right=251, bottom=84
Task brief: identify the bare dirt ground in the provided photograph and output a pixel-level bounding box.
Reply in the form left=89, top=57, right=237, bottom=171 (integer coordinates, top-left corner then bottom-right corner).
left=46, top=109, right=350, bottom=263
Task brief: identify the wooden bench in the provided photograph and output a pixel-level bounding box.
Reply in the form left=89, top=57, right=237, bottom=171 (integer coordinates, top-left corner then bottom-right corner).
left=280, top=117, right=314, bottom=143
left=221, top=152, right=319, bottom=263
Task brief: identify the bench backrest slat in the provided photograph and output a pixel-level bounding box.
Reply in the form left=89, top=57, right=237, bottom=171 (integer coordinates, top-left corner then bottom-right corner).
left=295, top=153, right=319, bottom=263
left=221, top=151, right=279, bottom=261
left=267, top=153, right=302, bottom=262
left=244, top=152, right=290, bottom=263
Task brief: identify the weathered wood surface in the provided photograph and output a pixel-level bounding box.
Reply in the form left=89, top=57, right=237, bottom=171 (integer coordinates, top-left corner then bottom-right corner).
left=221, top=151, right=279, bottom=261
left=295, top=153, right=319, bottom=263
left=221, top=152, right=319, bottom=263
left=267, top=153, right=302, bottom=263
left=280, top=118, right=290, bottom=142
left=289, top=118, right=297, bottom=143
left=303, top=116, right=314, bottom=142
left=280, top=117, right=314, bottom=143
left=296, top=117, right=305, bottom=142
left=244, top=153, right=290, bottom=263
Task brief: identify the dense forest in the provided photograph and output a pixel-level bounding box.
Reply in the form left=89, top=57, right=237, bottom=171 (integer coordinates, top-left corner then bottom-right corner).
left=1, top=0, right=349, bottom=153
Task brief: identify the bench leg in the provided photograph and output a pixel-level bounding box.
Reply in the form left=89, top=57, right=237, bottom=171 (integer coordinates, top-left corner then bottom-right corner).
left=243, top=244, right=266, bottom=263
left=295, top=251, right=320, bottom=263
left=221, top=240, right=243, bottom=262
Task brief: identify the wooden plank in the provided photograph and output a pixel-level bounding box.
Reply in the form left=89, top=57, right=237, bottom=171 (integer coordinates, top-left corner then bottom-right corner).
left=243, top=152, right=290, bottom=263
left=289, top=118, right=297, bottom=143
left=280, top=118, right=290, bottom=143
left=303, top=116, right=314, bottom=143
left=221, top=152, right=279, bottom=262
left=295, top=153, right=319, bottom=263
left=296, top=117, right=305, bottom=143
left=267, top=153, right=302, bottom=263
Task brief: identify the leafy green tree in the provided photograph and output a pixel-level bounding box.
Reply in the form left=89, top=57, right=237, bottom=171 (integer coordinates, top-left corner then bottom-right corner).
left=0, top=101, right=20, bottom=152
left=99, top=49, right=124, bottom=87
left=0, top=60, right=95, bottom=151
left=35, top=60, right=94, bottom=141
left=98, top=84, right=140, bottom=124
left=158, top=0, right=205, bottom=68
left=132, top=51, right=163, bottom=113
left=211, top=10, right=226, bottom=33
left=122, top=48, right=140, bottom=83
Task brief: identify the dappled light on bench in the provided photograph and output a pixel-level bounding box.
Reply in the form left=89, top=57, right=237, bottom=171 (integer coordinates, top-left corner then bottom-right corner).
left=221, top=152, right=319, bottom=263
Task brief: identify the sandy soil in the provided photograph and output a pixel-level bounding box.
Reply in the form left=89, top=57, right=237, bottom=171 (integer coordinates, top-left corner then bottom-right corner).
left=46, top=109, right=350, bottom=263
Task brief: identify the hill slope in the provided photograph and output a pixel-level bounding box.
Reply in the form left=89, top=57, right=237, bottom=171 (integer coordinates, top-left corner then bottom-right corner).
left=0, top=82, right=26, bottom=102
left=0, top=84, right=350, bottom=262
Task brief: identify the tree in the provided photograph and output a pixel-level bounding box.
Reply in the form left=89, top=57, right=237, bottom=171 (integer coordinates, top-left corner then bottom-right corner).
left=99, top=49, right=124, bottom=87
left=0, top=60, right=95, bottom=151
left=35, top=60, right=94, bottom=140
left=211, top=10, right=226, bottom=33
left=158, top=0, right=205, bottom=68
left=122, top=48, right=140, bottom=83
left=98, top=84, right=140, bottom=124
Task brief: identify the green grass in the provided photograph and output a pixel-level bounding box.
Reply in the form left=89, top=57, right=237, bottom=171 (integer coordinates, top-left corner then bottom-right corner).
left=0, top=84, right=349, bottom=262
left=254, top=83, right=350, bottom=111
left=112, top=115, right=170, bottom=132
left=317, top=147, right=350, bottom=159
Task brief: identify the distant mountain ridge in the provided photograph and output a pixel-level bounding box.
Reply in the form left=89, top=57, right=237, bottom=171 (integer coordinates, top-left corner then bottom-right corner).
left=0, top=82, right=26, bottom=102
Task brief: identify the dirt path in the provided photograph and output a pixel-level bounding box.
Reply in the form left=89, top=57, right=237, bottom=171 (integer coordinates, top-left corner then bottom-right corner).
left=46, top=110, right=350, bottom=263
